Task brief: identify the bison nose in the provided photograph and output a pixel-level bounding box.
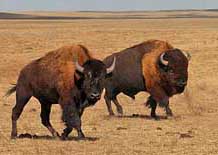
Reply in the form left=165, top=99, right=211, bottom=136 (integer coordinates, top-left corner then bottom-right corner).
left=90, top=93, right=100, bottom=99
left=177, top=78, right=187, bottom=86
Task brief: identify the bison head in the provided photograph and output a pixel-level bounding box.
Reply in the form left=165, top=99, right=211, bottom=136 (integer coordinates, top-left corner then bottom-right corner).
left=75, top=58, right=116, bottom=103
left=158, top=49, right=190, bottom=95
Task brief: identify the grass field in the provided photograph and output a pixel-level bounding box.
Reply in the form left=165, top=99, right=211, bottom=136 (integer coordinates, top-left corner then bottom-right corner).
left=0, top=11, right=218, bottom=155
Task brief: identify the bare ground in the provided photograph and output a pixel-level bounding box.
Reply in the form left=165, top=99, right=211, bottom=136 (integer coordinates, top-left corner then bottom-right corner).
left=0, top=12, right=218, bottom=155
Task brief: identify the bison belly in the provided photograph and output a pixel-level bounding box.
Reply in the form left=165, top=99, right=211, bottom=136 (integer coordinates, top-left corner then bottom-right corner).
left=33, top=87, right=60, bottom=104
left=19, top=61, right=61, bottom=104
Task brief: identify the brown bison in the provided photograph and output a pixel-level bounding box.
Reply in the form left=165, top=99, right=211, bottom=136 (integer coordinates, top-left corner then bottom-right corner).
left=103, top=40, right=190, bottom=119
left=6, top=45, right=115, bottom=139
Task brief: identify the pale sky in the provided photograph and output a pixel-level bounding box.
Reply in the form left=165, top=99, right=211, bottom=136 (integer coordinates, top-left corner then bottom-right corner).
left=0, top=0, right=217, bottom=11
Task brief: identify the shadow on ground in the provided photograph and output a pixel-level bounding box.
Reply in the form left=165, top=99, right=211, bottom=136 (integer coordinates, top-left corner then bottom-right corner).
left=105, top=114, right=168, bottom=120
left=17, top=133, right=99, bottom=141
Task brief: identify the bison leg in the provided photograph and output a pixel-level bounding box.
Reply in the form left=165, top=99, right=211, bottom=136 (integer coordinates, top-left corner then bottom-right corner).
left=40, top=102, right=59, bottom=137
left=113, top=97, right=123, bottom=115
left=146, top=96, right=158, bottom=119
left=104, top=95, right=115, bottom=115
left=61, top=126, right=73, bottom=140
left=11, top=88, right=32, bottom=139
left=61, top=102, right=84, bottom=140
left=165, top=102, right=173, bottom=117
left=79, top=108, right=84, bottom=117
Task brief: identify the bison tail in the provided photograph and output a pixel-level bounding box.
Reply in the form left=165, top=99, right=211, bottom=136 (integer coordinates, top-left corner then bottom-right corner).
left=4, top=84, right=17, bottom=97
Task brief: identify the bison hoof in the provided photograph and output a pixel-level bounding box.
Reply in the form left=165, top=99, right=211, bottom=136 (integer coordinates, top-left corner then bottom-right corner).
left=116, top=107, right=123, bottom=115
left=11, top=132, right=17, bottom=139
left=154, top=116, right=161, bottom=121
left=166, top=109, right=173, bottom=117
left=60, top=133, right=68, bottom=140
left=60, top=135, right=67, bottom=141
left=11, top=136, right=17, bottom=139
left=77, top=136, right=85, bottom=140
left=167, top=112, right=173, bottom=117
left=151, top=113, right=160, bottom=120
left=152, top=115, right=160, bottom=121
left=52, top=131, right=60, bottom=138
left=78, top=132, right=85, bottom=139
left=109, top=111, right=115, bottom=116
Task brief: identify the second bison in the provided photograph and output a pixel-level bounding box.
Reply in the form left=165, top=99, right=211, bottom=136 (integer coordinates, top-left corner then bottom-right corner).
left=103, top=40, right=190, bottom=118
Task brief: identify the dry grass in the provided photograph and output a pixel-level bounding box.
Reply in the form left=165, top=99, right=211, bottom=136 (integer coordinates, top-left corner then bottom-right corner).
left=1, top=11, right=218, bottom=155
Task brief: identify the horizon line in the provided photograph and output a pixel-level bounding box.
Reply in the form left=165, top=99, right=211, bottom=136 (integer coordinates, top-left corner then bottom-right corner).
left=1, top=8, right=218, bottom=13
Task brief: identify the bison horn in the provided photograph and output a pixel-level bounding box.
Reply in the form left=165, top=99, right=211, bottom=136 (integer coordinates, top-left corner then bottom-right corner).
left=75, top=61, right=84, bottom=73
left=106, top=57, right=116, bottom=74
left=160, top=53, right=168, bottom=66
left=182, top=51, right=191, bottom=61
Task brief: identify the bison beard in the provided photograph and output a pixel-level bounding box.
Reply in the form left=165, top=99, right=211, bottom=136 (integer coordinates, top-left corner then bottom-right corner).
left=61, top=100, right=84, bottom=139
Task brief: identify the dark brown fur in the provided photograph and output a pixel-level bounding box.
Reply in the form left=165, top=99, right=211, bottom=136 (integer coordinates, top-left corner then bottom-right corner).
left=7, top=45, right=111, bottom=139
left=103, top=40, right=189, bottom=118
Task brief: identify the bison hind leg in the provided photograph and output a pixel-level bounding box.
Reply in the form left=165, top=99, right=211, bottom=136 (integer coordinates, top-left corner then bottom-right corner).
left=11, top=86, right=32, bottom=139
left=165, top=103, right=173, bottom=117
left=39, top=100, right=59, bottom=137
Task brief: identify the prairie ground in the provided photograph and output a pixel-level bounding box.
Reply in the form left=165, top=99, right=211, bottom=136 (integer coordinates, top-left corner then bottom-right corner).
left=0, top=11, right=218, bottom=155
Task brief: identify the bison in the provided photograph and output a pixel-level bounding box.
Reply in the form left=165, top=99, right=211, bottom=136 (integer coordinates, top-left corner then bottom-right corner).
left=103, top=40, right=190, bottom=119
left=6, top=45, right=115, bottom=139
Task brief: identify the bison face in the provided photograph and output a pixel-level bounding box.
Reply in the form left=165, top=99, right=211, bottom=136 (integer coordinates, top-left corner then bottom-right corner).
left=76, top=58, right=115, bottom=102
left=158, top=49, right=190, bottom=94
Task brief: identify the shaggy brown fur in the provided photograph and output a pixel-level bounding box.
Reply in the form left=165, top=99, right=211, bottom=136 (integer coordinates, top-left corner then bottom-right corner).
left=141, top=40, right=174, bottom=102
left=19, top=45, right=92, bottom=101
left=103, top=40, right=189, bottom=118
left=7, top=44, right=113, bottom=140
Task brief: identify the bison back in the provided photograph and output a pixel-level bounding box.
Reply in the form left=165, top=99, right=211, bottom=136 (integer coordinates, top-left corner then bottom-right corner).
left=103, top=43, right=154, bottom=97
left=16, top=45, right=92, bottom=103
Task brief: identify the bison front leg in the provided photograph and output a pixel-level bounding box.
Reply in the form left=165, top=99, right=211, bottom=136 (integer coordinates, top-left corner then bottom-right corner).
left=149, top=86, right=173, bottom=118
left=164, top=102, right=173, bottom=117
left=60, top=102, right=85, bottom=140
left=104, top=95, right=115, bottom=116
left=113, top=97, right=123, bottom=116
left=39, top=102, right=59, bottom=137
left=159, top=98, right=174, bottom=117
left=146, top=96, right=158, bottom=119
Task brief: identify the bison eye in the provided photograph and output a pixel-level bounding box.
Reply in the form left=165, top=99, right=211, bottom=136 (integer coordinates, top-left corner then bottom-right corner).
left=168, top=68, right=174, bottom=73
